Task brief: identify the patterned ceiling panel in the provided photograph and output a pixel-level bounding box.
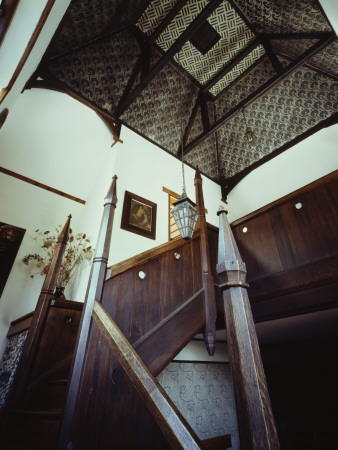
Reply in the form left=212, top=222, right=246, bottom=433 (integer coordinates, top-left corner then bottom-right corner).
left=309, top=39, right=338, bottom=77
left=43, top=0, right=146, bottom=60
left=137, top=0, right=185, bottom=36
left=215, top=56, right=277, bottom=119
left=186, top=101, right=215, bottom=144
left=121, top=59, right=199, bottom=154
left=187, top=107, right=203, bottom=144
left=217, top=67, right=337, bottom=178
left=234, top=0, right=330, bottom=34
left=270, top=38, right=318, bottom=60
left=172, top=1, right=254, bottom=85
left=210, top=44, right=265, bottom=96
left=154, top=0, right=208, bottom=49
left=184, top=134, right=219, bottom=180
left=46, top=30, right=140, bottom=114
left=137, top=0, right=255, bottom=85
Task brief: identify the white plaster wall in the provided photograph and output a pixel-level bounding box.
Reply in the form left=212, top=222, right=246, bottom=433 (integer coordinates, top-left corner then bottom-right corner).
left=0, top=0, right=47, bottom=89
left=1, top=89, right=113, bottom=199
left=0, top=89, right=114, bottom=358
left=0, top=173, right=84, bottom=359
left=69, top=125, right=223, bottom=301
left=0, top=0, right=71, bottom=109
left=227, top=124, right=338, bottom=223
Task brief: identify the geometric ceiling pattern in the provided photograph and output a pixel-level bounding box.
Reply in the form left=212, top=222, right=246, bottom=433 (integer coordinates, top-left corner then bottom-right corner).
left=35, top=0, right=338, bottom=195
left=138, top=0, right=256, bottom=85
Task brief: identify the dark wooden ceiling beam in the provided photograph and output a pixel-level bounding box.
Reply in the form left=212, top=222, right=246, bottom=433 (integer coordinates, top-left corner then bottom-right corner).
left=183, top=33, right=335, bottom=155
left=178, top=93, right=201, bottom=155
left=114, top=0, right=223, bottom=117
left=259, top=36, right=283, bottom=73
left=200, top=92, right=211, bottom=132
left=226, top=0, right=283, bottom=82
left=202, top=38, right=260, bottom=92
left=276, top=50, right=338, bottom=83
left=213, top=54, right=267, bottom=101
left=46, top=27, right=130, bottom=64
left=149, top=0, right=189, bottom=44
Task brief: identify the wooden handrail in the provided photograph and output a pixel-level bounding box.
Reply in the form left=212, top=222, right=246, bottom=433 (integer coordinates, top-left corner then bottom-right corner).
left=92, top=301, right=203, bottom=450
left=133, top=287, right=204, bottom=349
left=108, top=231, right=200, bottom=278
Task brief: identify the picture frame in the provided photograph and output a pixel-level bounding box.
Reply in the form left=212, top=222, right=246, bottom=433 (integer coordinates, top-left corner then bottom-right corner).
left=121, top=191, right=157, bottom=240
left=0, top=222, right=26, bottom=297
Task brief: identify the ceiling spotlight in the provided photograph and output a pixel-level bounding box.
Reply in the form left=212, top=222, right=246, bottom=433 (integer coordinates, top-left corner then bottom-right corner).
left=242, top=108, right=257, bottom=147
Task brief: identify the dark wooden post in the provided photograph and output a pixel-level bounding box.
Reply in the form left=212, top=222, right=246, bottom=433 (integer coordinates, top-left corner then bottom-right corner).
left=216, top=205, right=279, bottom=449
left=59, top=176, right=118, bottom=450
left=194, top=166, right=216, bottom=356
left=7, top=215, right=71, bottom=404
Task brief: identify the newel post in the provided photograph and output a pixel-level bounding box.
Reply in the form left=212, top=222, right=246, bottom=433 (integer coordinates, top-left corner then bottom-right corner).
left=216, top=206, right=279, bottom=450
left=194, top=166, right=216, bottom=355
left=7, top=215, right=72, bottom=405
left=59, top=176, right=118, bottom=450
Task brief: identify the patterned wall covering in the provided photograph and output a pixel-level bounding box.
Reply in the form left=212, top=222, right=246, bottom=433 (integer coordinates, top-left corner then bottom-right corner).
left=309, top=40, right=338, bottom=77
left=210, top=44, right=265, bottom=96
left=270, top=39, right=318, bottom=61
left=234, top=0, right=330, bottom=34
left=157, top=362, right=239, bottom=448
left=215, top=56, right=277, bottom=117
left=138, top=0, right=255, bottom=86
left=121, top=58, right=200, bottom=154
left=44, top=0, right=147, bottom=60
left=137, top=0, right=177, bottom=36
left=0, top=330, right=28, bottom=417
left=185, top=134, right=219, bottom=180
left=216, top=66, right=338, bottom=178
left=47, top=30, right=140, bottom=114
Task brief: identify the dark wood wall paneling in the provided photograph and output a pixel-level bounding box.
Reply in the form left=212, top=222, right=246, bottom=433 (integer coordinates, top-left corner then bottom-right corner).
left=71, top=237, right=205, bottom=449
left=230, top=172, right=338, bottom=321
left=2, top=300, right=82, bottom=450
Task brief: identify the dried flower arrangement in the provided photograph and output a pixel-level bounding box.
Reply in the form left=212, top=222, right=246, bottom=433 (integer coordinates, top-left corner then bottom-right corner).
left=22, top=226, right=94, bottom=287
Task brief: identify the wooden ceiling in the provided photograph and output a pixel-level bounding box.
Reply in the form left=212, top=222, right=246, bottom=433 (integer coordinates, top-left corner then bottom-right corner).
left=32, top=0, right=338, bottom=195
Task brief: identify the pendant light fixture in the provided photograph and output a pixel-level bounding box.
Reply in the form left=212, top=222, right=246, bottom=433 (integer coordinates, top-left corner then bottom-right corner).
left=171, top=52, right=199, bottom=240
left=171, top=158, right=200, bottom=240
left=242, top=108, right=257, bottom=147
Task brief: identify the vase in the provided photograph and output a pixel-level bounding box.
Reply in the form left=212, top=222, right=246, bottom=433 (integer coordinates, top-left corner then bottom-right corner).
left=54, top=286, right=66, bottom=299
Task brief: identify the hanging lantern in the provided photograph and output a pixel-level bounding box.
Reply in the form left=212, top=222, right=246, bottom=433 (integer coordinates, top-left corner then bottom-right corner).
left=244, top=127, right=257, bottom=146
left=171, top=50, right=199, bottom=240
left=172, top=192, right=199, bottom=240
left=242, top=108, right=257, bottom=147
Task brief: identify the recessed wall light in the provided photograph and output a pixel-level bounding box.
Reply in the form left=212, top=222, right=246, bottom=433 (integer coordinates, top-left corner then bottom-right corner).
left=295, top=203, right=302, bottom=209
left=138, top=270, right=146, bottom=279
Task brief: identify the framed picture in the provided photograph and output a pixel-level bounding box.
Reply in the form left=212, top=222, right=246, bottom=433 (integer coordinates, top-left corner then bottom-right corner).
left=0, top=222, right=26, bottom=297
left=121, top=191, right=157, bottom=240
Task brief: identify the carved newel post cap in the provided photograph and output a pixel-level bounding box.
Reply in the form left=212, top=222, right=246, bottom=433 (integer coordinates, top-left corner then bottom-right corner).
left=217, top=205, right=228, bottom=215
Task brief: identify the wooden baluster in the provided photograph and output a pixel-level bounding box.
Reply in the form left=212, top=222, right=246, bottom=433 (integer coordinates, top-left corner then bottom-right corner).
left=194, top=166, right=216, bottom=355
left=7, top=215, right=71, bottom=405
left=216, top=205, right=279, bottom=449
left=59, top=176, right=118, bottom=450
